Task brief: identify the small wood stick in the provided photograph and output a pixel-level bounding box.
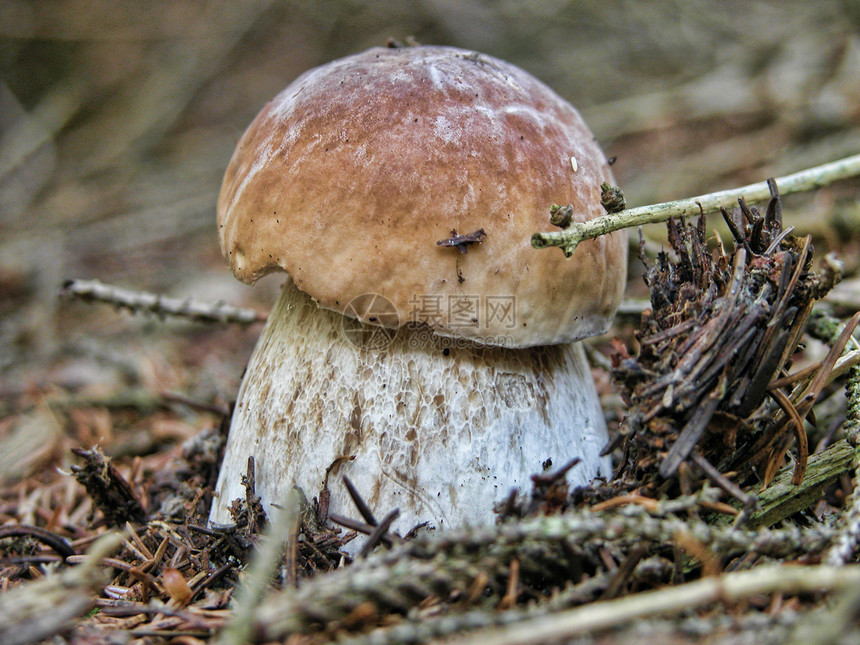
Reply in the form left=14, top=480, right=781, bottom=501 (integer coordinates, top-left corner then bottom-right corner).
left=359, top=509, right=400, bottom=557
left=343, top=475, right=379, bottom=527
left=690, top=452, right=756, bottom=511
left=532, top=153, right=860, bottom=257
left=445, top=565, right=860, bottom=645
left=60, top=278, right=266, bottom=325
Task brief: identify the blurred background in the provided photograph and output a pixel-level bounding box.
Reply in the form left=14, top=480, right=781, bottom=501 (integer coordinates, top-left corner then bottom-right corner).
left=1, top=0, right=859, bottom=417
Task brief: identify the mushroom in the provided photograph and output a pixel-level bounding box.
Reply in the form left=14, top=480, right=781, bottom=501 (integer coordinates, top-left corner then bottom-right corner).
left=211, top=46, right=626, bottom=540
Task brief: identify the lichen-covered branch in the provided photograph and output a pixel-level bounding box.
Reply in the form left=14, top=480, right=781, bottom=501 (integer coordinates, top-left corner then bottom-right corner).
left=335, top=573, right=612, bottom=645
left=743, top=439, right=855, bottom=528
left=532, top=153, right=860, bottom=257
left=826, top=367, right=860, bottom=566
left=444, top=565, right=860, bottom=645
left=60, top=278, right=266, bottom=325
left=250, top=505, right=835, bottom=641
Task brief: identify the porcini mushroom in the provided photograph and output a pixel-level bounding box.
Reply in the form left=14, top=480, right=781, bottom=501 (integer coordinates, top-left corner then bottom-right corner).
left=211, top=46, right=626, bottom=539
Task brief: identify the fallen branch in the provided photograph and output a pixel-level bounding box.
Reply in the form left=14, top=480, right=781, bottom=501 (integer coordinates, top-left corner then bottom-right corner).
left=445, top=564, right=860, bottom=645
left=249, top=504, right=834, bottom=641
left=59, top=278, right=266, bottom=325
left=532, top=153, right=860, bottom=257
left=335, top=573, right=613, bottom=645
left=826, top=367, right=860, bottom=566
left=742, top=438, right=855, bottom=529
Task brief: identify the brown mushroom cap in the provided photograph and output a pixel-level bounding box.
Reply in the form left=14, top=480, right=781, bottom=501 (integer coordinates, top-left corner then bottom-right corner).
left=218, top=45, right=626, bottom=347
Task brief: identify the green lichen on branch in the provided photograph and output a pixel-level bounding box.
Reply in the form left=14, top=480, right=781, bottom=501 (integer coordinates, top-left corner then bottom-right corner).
left=742, top=439, right=855, bottom=528
left=334, top=573, right=613, bottom=645
left=600, top=181, right=626, bottom=213
left=844, top=367, right=860, bottom=444
left=440, top=565, right=860, bottom=645
left=532, top=153, right=860, bottom=257
left=826, top=367, right=860, bottom=565
left=249, top=504, right=835, bottom=641
left=60, top=278, right=266, bottom=325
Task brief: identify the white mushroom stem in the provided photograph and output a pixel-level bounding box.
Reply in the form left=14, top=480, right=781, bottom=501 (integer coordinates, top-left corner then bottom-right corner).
left=210, top=279, right=611, bottom=539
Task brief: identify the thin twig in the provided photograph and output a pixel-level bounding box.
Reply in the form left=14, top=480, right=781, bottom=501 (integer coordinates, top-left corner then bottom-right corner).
left=769, top=348, right=860, bottom=391
left=444, top=565, right=860, bottom=645
left=342, top=475, right=379, bottom=527
left=359, top=509, right=400, bottom=557
left=328, top=513, right=395, bottom=548
left=0, top=525, right=77, bottom=561
left=689, top=452, right=756, bottom=511
left=59, top=278, right=266, bottom=325
left=769, top=387, right=810, bottom=484
left=531, top=153, right=860, bottom=257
